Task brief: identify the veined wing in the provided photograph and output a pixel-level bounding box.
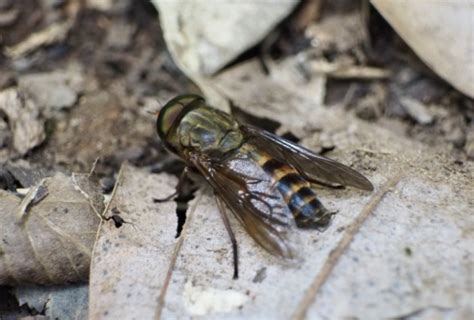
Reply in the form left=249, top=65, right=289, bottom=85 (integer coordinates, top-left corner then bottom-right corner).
left=241, top=125, right=374, bottom=191
left=190, top=152, right=296, bottom=259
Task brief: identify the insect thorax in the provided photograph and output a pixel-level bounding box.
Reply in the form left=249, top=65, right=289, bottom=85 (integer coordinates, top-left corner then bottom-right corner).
left=177, top=106, right=243, bottom=156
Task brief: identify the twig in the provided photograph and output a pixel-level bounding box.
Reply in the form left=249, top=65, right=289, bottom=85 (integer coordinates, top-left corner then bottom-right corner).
left=154, top=192, right=203, bottom=320
left=5, top=21, right=73, bottom=58
left=310, top=60, right=391, bottom=79
left=291, top=174, right=403, bottom=320
left=72, top=157, right=103, bottom=219
left=71, top=173, right=103, bottom=221
left=88, top=157, right=100, bottom=178
left=100, top=163, right=126, bottom=220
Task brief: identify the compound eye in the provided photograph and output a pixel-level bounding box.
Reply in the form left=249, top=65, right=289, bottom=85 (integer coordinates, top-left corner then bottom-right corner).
left=156, top=94, right=204, bottom=141
left=157, top=102, right=184, bottom=140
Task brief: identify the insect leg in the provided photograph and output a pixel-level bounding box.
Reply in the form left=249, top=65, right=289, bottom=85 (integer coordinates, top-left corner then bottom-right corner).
left=215, top=196, right=239, bottom=279
left=154, top=167, right=190, bottom=203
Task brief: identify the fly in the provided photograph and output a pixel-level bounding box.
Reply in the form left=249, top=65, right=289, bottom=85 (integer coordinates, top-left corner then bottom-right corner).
left=155, top=94, right=373, bottom=279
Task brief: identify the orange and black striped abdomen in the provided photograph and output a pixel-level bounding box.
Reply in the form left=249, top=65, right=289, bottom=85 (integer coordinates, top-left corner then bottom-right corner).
left=259, top=157, right=333, bottom=229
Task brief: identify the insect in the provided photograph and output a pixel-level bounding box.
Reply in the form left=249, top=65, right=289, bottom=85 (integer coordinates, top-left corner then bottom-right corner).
left=156, top=94, right=373, bottom=278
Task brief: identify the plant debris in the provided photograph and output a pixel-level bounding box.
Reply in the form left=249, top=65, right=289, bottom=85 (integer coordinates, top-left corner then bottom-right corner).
left=14, top=284, right=88, bottom=319
left=0, top=0, right=472, bottom=318
left=0, top=173, right=102, bottom=285
left=0, top=8, right=19, bottom=27
left=5, top=21, right=74, bottom=59
left=0, top=88, right=45, bottom=156
left=18, top=67, right=84, bottom=112
left=151, top=0, right=298, bottom=75
left=399, top=97, right=434, bottom=125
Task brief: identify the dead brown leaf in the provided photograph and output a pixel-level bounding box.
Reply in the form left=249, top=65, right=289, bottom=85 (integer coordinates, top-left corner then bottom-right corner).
left=0, top=173, right=102, bottom=285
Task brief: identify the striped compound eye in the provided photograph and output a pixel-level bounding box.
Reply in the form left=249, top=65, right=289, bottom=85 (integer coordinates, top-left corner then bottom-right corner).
left=156, top=101, right=184, bottom=141
left=156, top=94, right=204, bottom=141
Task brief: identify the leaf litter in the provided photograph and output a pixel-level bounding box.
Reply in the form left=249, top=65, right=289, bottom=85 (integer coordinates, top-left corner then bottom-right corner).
left=1, top=0, right=473, bottom=319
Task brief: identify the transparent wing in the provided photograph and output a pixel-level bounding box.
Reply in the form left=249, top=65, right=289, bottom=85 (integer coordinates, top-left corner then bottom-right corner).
left=190, top=155, right=296, bottom=259
left=242, top=125, right=374, bottom=191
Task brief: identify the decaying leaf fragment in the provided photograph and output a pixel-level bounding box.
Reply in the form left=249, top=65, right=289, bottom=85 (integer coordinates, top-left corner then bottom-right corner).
left=0, top=173, right=102, bottom=285
left=0, top=88, right=45, bottom=155
left=18, top=68, right=85, bottom=112
left=4, top=21, right=73, bottom=59
left=14, top=284, right=88, bottom=319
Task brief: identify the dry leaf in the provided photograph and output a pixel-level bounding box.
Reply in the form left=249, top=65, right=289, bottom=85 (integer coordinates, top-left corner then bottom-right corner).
left=212, top=59, right=329, bottom=137
left=88, top=166, right=178, bottom=319
left=18, top=67, right=85, bottom=112
left=150, top=0, right=299, bottom=114
left=0, top=88, right=45, bottom=155
left=3, top=160, right=53, bottom=188
left=152, top=0, right=298, bottom=76
left=371, top=0, right=474, bottom=98
left=0, top=173, right=102, bottom=285
left=88, top=59, right=473, bottom=319
left=14, top=284, right=88, bottom=319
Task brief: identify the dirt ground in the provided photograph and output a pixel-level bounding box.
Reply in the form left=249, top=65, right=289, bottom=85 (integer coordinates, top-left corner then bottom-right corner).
left=0, top=0, right=472, bottom=317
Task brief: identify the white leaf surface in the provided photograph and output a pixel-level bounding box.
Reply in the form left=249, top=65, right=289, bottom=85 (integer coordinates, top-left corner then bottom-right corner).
left=152, top=0, right=298, bottom=76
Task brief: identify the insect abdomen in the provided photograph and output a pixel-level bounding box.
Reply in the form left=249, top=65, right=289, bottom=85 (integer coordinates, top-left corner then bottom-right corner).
left=260, top=158, right=333, bottom=229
